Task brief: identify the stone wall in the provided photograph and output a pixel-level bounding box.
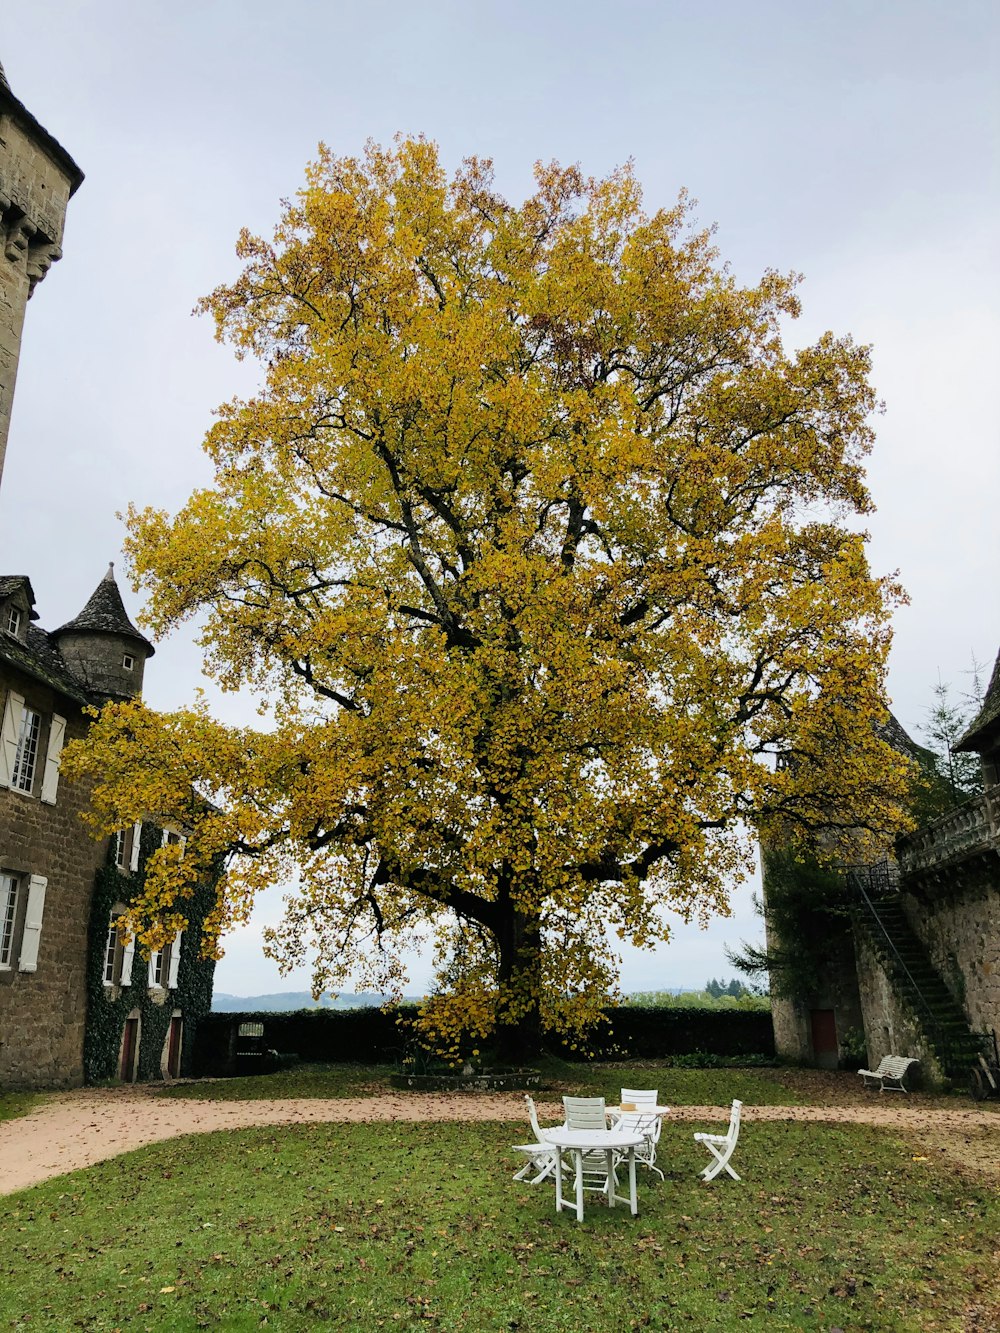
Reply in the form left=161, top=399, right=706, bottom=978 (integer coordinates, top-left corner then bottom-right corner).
left=0, top=663, right=107, bottom=1088
left=0, top=107, right=78, bottom=488
left=853, top=931, right=945, bottom=1085
left=767, top=921, right=865, bottom=1067
left=901, top=869, right=1000, bottom=1039
left=56, top=629, right=148, bottom=698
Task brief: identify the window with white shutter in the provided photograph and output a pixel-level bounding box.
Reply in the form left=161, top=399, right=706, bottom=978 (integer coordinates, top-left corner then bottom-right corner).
left=166, top=930, right=183, bottom=988
left=120, top=933, right=135, bottom=986
left=0, top=691, right=25, bottom=788
left=17, top=874, right=47, bottom=972
left=148, top=949, right=164, bottom=988
left=161, top=828, right=186, bottom=852
left=11, top=708, right=41, bottom=794
left=40, top=713, right=66, bottom=804
left=0, top=873, right=19, bottom=968
left=103, top=921, right=119, bottom=985
left=129, top=822, right=142, bottom=872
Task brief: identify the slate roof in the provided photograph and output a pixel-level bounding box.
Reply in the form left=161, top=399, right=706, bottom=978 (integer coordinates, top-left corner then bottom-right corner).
left=876, top=709, right=935, bottom=766
left=0, top=566, right=153, bottom=705
left=53, top=564, right=154, bottom=656
left=954, top=646, right=1000, bottom=753
left=0, top=575, right=39, bottom=619
left=0, top=621, right=93, bottom=706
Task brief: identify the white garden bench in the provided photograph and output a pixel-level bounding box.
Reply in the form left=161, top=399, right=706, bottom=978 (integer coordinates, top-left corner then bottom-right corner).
left=858, top=1055, right=919, bottom=1093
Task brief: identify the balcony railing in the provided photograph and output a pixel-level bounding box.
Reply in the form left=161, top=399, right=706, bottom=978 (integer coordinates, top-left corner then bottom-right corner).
left=898, top=788, right=1000, bottom=877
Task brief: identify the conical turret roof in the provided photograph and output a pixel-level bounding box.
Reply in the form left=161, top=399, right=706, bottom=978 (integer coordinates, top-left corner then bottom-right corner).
left=53, top=563, right=154, bottom=656
left=954, top=647, right=1000, bottom=753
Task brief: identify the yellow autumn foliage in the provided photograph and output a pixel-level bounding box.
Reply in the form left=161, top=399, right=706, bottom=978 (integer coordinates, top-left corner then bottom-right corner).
left=62, top=138, right=912, bottom=1059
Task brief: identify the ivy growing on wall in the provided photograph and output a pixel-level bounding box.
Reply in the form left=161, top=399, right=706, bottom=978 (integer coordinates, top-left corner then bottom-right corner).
left=84, top=821, right=218, bottom=1083
left=727, top=850, right=855, bottom=1003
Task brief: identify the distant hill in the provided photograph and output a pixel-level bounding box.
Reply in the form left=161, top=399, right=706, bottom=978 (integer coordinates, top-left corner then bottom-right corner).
left=212, top=987, right=692, bottom=1012
left=211, top=991, right=423, bottom=1012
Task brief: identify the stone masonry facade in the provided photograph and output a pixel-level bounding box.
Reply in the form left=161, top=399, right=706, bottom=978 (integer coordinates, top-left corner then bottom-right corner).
left=0, top=664, right=104, bottom=1086
left=0, top=59, right=215, bottom=1089
left=766, top=656, right=1000, bottom=1086
left=0, top=62, right=83, bottom=490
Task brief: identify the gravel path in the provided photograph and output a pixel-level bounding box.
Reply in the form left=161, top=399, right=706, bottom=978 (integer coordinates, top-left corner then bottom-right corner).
left=2, top=1086, right=998, bottom=1196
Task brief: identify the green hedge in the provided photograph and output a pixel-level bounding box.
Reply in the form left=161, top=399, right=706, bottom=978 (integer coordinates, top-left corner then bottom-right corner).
left=569, top=1005, right=775, bottom=1060
left=194, top=1004, right=773, bottom=1074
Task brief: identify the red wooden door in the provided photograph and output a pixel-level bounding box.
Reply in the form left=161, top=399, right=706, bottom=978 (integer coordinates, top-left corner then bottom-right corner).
left=810, top=1008, right=838, bottom=1068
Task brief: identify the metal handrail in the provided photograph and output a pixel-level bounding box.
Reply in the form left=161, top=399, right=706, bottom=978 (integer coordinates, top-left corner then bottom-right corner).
left=842, top=863, right=955, bottom=1071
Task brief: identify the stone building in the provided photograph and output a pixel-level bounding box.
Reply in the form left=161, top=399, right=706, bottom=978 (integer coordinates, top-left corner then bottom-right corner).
left=766, top=667, right=1000, bottom=1086
left=0, top=60, right=216, bottom=1088
left=0, top=58, right=83, bottom=489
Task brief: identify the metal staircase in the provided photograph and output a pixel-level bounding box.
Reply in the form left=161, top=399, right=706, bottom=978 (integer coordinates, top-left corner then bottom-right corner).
left=844, top=863, right=989, bottom=1081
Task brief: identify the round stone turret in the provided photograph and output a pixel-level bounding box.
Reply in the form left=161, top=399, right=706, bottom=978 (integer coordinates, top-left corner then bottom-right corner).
left=51, top=563, right=154, bottom=699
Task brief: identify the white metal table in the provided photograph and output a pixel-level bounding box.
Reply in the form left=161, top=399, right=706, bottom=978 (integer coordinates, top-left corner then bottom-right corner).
left=545, top=1128, right=645, bottom=1222
left=606, top=1104, right=671, bottom=1123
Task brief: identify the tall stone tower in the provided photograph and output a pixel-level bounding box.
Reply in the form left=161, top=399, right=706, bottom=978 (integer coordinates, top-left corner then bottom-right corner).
left=0, top=59, right=83, bottom=489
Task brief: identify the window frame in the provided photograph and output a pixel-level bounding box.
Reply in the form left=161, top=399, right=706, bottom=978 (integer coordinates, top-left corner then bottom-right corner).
left=11, top=707, right=41, bottom=794
left=103, top=919, right=119, bottom=985
left=114, top=826, right=133, bottom=871
left=148, top=947, right=165, bottom=989
left=0, top=872, right=19, bottom=969
left=4, top=606, right=21, bottom=637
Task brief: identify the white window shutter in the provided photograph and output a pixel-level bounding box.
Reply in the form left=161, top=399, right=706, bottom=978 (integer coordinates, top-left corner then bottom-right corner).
left=167, top=930, right=183, bottom=988
left=148, top=951, right=159, bottom=986
left=0, top=691, right=25, bottom=789
left=40, top=713, right=66, bottom=804
left=129, top=822, right=142, bottom=872
left=120, top=934, right=135, bottom=985
left=17, top=874, right=47, bottom=972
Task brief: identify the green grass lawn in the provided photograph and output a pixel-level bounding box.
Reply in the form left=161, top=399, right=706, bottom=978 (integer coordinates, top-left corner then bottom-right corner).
left=157, top=1058, right=810, bottom=1108
left=2, top=1120, right=996, bottom=1331
left=0, top=1091, right=38, bottom=1124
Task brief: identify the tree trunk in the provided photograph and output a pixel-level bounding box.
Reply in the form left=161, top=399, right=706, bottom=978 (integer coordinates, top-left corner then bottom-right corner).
left=494, top=897, right=543, bottom=1065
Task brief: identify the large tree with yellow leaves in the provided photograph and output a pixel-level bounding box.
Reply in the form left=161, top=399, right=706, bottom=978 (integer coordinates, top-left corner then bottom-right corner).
left=64, top=138, right=912, bottom=1060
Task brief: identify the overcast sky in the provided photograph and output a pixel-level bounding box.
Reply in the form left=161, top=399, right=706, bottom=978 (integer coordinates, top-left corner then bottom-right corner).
left=1, top=1, right=997, bottom=997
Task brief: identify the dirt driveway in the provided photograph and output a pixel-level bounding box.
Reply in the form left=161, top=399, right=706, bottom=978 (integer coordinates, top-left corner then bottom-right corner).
left=2, top=1085, right=998, bottom=1196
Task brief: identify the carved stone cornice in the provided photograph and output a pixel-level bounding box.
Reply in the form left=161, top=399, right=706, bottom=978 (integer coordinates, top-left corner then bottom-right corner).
left=0, top=194, right=62, bottom=295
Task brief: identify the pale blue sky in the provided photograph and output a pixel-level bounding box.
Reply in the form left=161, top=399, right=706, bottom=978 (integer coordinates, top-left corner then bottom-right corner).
left=1, top=1, right=997, bottom=995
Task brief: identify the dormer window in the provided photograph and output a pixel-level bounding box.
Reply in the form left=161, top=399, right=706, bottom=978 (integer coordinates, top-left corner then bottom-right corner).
left=4, top=606, right=21, bottom=638
left=122, top=654, right=134, bottom=671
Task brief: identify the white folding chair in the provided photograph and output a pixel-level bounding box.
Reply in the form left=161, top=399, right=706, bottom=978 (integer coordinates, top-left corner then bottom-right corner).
left=693, top=1099, right=742, bottom=1182
left=620, top=1087, right=659, bottom=1109
left=511, top=1094, right=562, bottom=1184
left=561, top=1096, right=617, bottom=1196
left=562, top=1096, right=607, bottom=1130
left=614, top=1109, right=665, bottom=1181
left=618, top=1087, right=664, bottom=1150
